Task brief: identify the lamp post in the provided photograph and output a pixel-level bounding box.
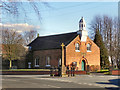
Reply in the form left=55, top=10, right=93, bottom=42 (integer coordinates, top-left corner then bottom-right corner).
left=61, top=43, right=66, bottom=77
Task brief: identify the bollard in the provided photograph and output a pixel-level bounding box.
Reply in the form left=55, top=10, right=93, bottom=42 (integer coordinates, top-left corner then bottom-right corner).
left=73, top=66, right=75, bottom=76
left=50, top=66, right=55, bottom=77
left=71, top=67, right=73, bottom=76
left=52, top=66, right=55, bottom=77
left=109, top=66, right=113, bottom=75
left=66, top=65, right=70, bottom=77
left=87, top=65, right=90, bottom=74
left=50, top=67, right=53, bottom=76
left=58, top=66, right=62, bottom=77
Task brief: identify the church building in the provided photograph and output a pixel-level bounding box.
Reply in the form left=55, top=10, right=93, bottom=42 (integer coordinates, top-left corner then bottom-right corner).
left=28, top=17, right=100, bottom=71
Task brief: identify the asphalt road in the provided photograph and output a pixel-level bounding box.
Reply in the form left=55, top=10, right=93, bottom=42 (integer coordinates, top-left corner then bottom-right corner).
left=1, top=74, right=120, bottom=89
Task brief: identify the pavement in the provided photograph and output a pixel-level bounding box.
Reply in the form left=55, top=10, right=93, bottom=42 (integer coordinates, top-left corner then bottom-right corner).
left=1, top=74, right=120, bottom=89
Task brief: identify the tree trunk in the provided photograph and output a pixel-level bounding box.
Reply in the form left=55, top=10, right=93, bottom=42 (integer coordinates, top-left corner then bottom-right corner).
left=9, top=60, right=12, bottom=69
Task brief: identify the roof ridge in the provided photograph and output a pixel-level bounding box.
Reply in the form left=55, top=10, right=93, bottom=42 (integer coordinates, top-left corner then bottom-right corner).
left=28, top=31, right=78, bottom=50
left=38, top=31, right=77, bottom=38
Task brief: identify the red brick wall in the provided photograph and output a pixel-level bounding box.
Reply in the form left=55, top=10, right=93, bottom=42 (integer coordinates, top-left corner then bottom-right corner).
left=66, top=35, right=100, bottom=71
left=33, top=35, right=100, bottom=72
left=2, top=71, right=86, bottom=75
left=66, top=71, right=86, bottom=74
left=112, top=70, right=120, bottom=75
left=33, top=49, right=61, bottom=68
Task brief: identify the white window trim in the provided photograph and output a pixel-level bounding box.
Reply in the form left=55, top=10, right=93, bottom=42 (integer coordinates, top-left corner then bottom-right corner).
left=87, top=50, right=91, bottom=52
left=46, top=56, right=51, bottom=67
left=46, top=65, right=51, bottom=67
left=87, top=44, right=91, bottom=52
left=75, top=50, right=80, bottom=52
left=75, top=43, right=80, bottom=51
left=35, top=65, right=39, bottom=67
left=58, top=58, right=61, bottom=66
left=35, top=58, right=39, bottom=67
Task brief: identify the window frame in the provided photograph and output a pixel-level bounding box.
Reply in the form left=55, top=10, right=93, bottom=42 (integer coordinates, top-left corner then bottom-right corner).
left=46, top=56, right=51, bottom=67
left=75, top=43, right=80, bottom=52
left=58, top=58, right=61, bottom=66
left=87, top=43, right=91, bottom=52
left=35, top=58, right=39, bottom=67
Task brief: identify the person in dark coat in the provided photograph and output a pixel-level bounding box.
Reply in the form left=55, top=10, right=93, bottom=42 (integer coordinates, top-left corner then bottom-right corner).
left=71, top=66, right=73, bottom=76
left=66, top=65, right=70, bottom=77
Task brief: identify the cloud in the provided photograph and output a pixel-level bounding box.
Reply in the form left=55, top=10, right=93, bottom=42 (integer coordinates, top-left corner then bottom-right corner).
left=0, top=23, right=40, bottom=33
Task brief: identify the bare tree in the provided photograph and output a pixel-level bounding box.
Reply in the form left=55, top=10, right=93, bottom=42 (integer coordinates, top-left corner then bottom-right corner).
left=2, top=29, right=25, bottom=69
left=0, top=1, right=50, bottom=22
left=90, top=15, right=119, bottom=68
left=89, top=15, right=102, bottom=40
left=23, top=30, right=37, bottom=45
left=113, top=17, right=120, bottom=69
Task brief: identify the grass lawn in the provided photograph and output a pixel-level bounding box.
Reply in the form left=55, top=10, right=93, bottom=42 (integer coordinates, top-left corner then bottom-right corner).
left=1, top=69, right=50, bottom=71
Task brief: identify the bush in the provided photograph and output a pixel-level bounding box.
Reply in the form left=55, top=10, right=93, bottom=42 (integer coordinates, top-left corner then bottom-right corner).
left=90, top=65, right=100, bottom=72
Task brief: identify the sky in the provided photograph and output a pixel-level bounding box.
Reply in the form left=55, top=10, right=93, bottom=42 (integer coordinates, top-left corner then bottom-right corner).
left=1, top=1, right=118, bottom=37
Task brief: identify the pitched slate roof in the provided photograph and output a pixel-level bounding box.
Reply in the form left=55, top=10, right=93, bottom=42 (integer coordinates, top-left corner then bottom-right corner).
left=28, top=32, right=79, bottom=51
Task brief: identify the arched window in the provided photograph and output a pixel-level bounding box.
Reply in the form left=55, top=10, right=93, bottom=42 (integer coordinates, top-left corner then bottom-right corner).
left=35, top=57, right=39, bottom=67
left=58, top=58, right=61, bottom=66
left=46, top=56, right=51, bottom=67
left=75, top=43, right=80, bottom=52
left=87, top=43, right=91, bottom=52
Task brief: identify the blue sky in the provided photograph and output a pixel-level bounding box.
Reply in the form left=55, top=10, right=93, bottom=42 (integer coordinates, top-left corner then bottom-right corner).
left=2, top=2, right=118, bottom=37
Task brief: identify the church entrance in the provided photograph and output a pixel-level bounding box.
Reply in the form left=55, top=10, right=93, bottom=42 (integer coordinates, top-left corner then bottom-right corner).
left=81, top=60, right=86, bottom=71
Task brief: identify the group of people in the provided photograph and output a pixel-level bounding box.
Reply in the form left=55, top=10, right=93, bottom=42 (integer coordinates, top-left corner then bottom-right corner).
left=66, top=65, right=76, bottom=77
left=50, top=65, right=76, bottom=77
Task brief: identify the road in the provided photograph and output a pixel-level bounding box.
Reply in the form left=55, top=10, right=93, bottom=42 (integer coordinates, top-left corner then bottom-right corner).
left=2, top=74, right=120, bottom=89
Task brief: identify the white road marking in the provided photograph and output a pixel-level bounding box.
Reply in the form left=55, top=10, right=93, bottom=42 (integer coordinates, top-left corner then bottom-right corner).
left=36, top=78, right=69, bottom=82
left=88, top=84, right=92, bottom=86
left=88, top=76, right=93, bottom=77
left=47, top=84, right=60, bottom=88
left=36, top=78, right=119, bottom=88
left=3, top=79, right=17, bottom=81
left=3, top=75, right=119, bottom=88
left=94, top=84, right=100, bottom=86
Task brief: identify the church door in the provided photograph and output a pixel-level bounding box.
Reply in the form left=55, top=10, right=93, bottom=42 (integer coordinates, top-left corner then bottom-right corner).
left=81, top=60, right=85, bottom=71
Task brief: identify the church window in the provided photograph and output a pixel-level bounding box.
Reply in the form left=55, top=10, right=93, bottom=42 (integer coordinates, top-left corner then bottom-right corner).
left=35, top=58, right=39, bottom=67
left=75, top=43, right=80, bottom=52
left=46, top=56, right=51, bottom=67
left=58, top=58, right=61, bottom=66
left=87, top=44, right=91, bottom=52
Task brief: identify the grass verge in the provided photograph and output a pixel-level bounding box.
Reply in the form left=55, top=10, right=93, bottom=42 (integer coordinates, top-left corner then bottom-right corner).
left=1, top=69, right=50, bottom=71
left=97, top=69, right=109, bottom=73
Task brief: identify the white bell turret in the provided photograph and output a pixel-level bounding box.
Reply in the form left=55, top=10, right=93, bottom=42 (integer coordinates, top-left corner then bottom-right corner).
left=77, top=17, right=88, bottom=42
left=79, top=17, right=86, bottom=30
